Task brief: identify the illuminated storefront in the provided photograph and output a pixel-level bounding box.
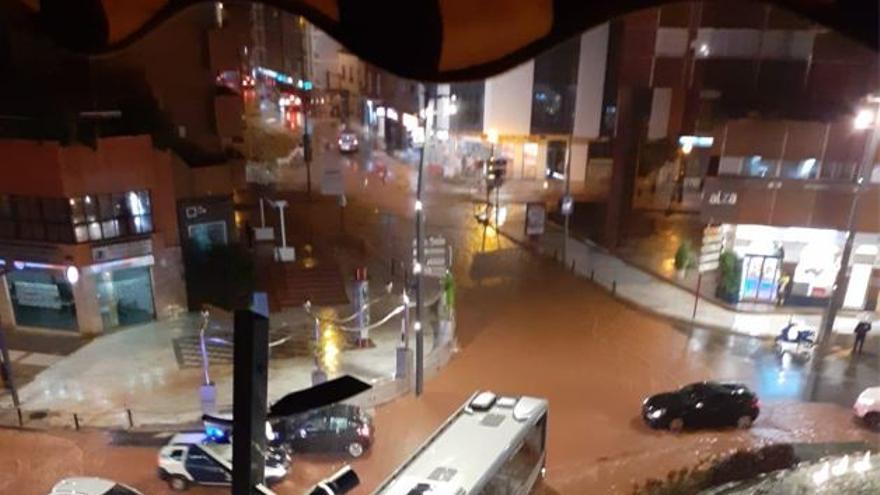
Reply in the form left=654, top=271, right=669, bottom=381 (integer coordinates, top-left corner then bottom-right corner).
left=722, top=224, right=879, bottom=310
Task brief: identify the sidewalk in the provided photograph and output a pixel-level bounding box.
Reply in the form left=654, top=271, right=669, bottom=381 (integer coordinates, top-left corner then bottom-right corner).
left=0, top=293, right=447, bottom=428
left=500, top=207, right=865, bottom=338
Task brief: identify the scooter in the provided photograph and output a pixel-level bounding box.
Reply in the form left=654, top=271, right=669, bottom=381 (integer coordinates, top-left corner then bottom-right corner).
left=774, top=321, right=816, bottom=359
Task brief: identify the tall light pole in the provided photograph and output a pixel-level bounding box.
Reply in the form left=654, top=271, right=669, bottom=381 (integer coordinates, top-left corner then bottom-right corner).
left=817, top=98, right=880, bottom=347
left=413, top=85, right=432, bottom=397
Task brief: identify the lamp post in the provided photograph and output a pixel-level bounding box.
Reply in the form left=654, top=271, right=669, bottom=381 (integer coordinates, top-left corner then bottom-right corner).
left=413, top=85, right=433, bottom=397
left=817, top=98, right=880, bottom=347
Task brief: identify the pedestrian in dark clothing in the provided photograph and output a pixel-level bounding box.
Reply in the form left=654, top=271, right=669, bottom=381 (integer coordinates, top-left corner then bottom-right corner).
left=853, top=320, right=872, bottom=355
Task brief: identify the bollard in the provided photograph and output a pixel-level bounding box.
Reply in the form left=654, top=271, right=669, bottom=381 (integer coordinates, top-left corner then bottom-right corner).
left=73, top=413, right=80, bottom=431
left=16, top=407, right=23, bottom=427
left=590, top=269, right=595, bottom=281
left=612, top=280, right=617, bottom=295
left=126, top=408, right=134, bottom=428
left=570, top=259, right=576, bottom=272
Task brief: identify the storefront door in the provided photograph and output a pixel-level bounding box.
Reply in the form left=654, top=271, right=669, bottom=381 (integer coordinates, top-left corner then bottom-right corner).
left=96, top=266, right=156, bottom=330
left=740, top=255, right=781, bottom=303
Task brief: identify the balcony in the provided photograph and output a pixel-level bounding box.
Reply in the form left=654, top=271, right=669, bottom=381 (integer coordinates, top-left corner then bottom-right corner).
left=701, top=176, right=880, bottom=232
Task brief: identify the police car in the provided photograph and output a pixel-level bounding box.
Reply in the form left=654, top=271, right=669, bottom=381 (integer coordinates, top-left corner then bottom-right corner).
left=50, top=477, right=143, bottom=495
left=157, top=431, right=290, bottom=491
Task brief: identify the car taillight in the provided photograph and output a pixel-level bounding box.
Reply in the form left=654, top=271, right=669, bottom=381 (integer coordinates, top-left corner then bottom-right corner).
left=751, top=398, right=760, bottom=409
left=358, top=424, right=370, bottom=437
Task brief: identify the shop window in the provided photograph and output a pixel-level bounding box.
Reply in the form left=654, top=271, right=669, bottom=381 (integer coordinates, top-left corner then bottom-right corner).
left=7, top=267, right=77, bottom=331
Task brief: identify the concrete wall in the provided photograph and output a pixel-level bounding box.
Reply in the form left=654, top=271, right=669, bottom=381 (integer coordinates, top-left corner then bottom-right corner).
left=573, top=23, right=609, bottom=139
left=483, top=61, right=534, bottom=136
left=0, top=140, right=65, bottom=196
left=72, top=271, right=102, bottom=335
left=570, top=143, right=589, bottom=182
left=647, top=88, right=672, bottom=140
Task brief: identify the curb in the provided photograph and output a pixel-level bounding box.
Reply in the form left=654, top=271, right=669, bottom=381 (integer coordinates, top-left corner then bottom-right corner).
left=494, top=224, right=776, bottom=341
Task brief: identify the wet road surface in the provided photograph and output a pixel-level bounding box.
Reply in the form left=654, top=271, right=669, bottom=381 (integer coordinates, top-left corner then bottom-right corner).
left=2, top=129, right=879, bottom=494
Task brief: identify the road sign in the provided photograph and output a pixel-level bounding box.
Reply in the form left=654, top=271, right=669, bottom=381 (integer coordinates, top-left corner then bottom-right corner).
left=321, top=160, right=344, bottom=196
left=525, top=202, right=546, bottom=236
left=561, top=195, right=574, bottom=216
left=413, top=236, right=451, bottom=277
left=699, top=225, right=724, bottom=272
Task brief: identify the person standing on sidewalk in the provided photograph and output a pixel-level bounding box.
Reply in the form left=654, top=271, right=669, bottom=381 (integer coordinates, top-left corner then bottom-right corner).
left=853, top=319, right=872, bottom=355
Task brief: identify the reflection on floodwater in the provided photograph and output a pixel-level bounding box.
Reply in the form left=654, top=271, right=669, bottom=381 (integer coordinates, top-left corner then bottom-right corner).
left=681, top=326, right=878, bottom=408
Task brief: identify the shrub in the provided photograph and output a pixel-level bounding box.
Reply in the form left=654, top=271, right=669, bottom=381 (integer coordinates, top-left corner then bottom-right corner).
left=674, top=241, right=696, bottom=271
left=716, top=250, right=743, bottom=303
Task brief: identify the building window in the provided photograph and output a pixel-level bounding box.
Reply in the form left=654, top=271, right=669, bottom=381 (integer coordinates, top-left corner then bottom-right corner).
left=780, top=158, right=819, bottom=180
left=743, top=156, right=776, bottom=177
left=546, top=141, right=568, bottom=179
left=70, top=190, right=152, bottom=242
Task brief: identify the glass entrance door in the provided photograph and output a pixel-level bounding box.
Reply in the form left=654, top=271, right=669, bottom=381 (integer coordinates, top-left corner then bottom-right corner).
left=740, top=255, right=781, bottom=303
left=96, top=266, right=156, bottom=330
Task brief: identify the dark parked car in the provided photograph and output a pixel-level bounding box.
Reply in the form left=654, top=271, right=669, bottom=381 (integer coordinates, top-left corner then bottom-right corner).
left=642, top=382, right=759, bottom=432
left=273, top=404, right=373, bottom=458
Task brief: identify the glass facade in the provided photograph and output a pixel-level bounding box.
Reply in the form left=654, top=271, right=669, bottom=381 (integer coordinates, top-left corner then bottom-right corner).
left=6, top=267, right=77, bottom=331
left=95, top=266, right=156, bottom=330
left=530, top=37, right=580, bottom=135
left=0, top=190, right=152, bottom=244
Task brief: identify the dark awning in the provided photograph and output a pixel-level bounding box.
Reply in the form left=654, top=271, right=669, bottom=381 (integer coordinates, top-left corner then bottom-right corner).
left=16, top=0, right=880, bottom=81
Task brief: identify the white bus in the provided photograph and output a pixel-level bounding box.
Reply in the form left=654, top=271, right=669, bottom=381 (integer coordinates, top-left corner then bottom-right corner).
left=373, top=391, right=549, bottom=495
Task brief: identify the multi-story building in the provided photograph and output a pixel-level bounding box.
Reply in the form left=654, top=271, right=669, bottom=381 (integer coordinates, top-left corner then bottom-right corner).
left=445, top=25, right=610, bottom=183
left=606, top=2, right=880, bottom=310
left=0, top=136, right=188, bottom=335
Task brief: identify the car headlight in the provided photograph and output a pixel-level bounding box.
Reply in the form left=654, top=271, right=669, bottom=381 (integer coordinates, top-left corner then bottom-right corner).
left=648, top=409, right=665, bottom=419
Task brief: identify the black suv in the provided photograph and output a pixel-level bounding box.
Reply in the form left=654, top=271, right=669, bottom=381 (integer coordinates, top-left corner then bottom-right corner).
left=642, top=381, right=760, bottom=432
left=273, top=404, right=373, bottom=458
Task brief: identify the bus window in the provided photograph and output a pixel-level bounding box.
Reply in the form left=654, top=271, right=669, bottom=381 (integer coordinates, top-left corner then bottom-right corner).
left=479, top=414, right=546, bottom=495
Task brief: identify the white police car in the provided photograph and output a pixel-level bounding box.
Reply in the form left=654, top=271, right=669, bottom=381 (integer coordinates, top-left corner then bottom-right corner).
left=49, top=477, right=143, bottom=495
left=157, top=431, right=290, bottom=491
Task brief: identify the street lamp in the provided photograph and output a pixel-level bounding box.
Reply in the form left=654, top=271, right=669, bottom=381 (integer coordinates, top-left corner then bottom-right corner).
left=817, top=98, right=880, bottom=347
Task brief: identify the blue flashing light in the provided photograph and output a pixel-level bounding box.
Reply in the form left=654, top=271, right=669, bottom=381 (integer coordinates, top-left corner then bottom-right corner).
left=303, top=80, right=313, bottom=91
left=205, top=426, right=229, bottom=442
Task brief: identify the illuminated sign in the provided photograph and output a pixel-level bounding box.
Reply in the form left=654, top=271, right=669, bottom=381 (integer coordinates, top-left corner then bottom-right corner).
left=678, top=135, right=714, bottom=148
left=708, top=190, right=737, bottom=206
